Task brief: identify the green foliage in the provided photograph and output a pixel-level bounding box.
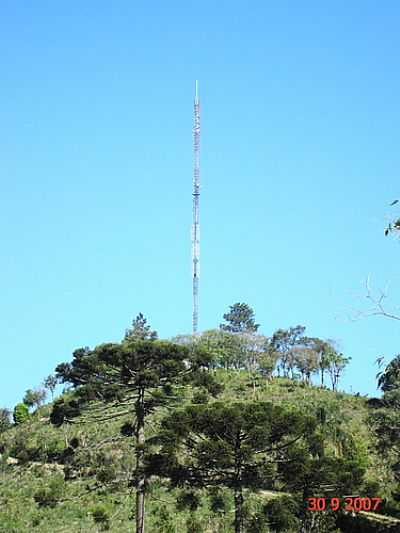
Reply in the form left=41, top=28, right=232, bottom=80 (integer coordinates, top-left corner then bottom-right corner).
left=23, top=388, right=47, bottom=410
left=0, top=408, right=11, bottom=433
left=378, top=354, right=400, bottom=393
left=53, top=338, right=221, bottom=533
left=152, top=503, right=176, bottom=532
left=50, top=398, right=81, bottom=426
left=268, top=325, right=306, bottom=378
left=258, top=353, right=277, bottom=378
left=185, top=514, right=203, bottom=533
left=96, top=464, right=118, bottom=485
left=13, top=402, right=30, bottom=425
left=148, top=401, right=323, bottom=531
left=55, top=340, right=211, bottom=403
left=176, top=489, right=201, bottom=511
left=33, top=474, right=65, bottom=508
left=91, top=504, right=110, bottom=530
left=262, top=496, right=300, bottom=532
left=197, top=329, right=247, bottom=370
left=220, top=302, right=259, bottom=333
left=0, top=346, right=395, bottom=532
left=43, top=374, right=58, bottom=399
left=11, top=432, right=42, bottom=463
left=208, top=487, right=231, bottom=514
left=323, top=350, right=351, bottom=391
left=124, top=312, right=158, bottom=341
left=120, top=421, right=135, bottom=436
left=192, top=389, right=209, bottom=404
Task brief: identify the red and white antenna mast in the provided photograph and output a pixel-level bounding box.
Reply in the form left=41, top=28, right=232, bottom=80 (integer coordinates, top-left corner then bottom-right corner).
left=192, top=81, right=200, bottom=334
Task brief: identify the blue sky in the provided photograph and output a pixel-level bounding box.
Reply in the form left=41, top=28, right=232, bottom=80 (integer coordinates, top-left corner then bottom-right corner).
left=1, top=1, right=400, bottom=409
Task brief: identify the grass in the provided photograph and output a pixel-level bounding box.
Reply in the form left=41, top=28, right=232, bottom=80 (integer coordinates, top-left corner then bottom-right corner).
left=0, top=372, right=396, bottom=532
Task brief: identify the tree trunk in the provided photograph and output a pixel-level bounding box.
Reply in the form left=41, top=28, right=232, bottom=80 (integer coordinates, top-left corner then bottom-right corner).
left=136, top=387, right=146, bottom=533
left=234, top=487, right=244, bottom=533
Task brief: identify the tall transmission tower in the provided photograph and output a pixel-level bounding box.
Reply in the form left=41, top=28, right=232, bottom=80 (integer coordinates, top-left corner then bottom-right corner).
left=192, top=81, right=200, bottom=334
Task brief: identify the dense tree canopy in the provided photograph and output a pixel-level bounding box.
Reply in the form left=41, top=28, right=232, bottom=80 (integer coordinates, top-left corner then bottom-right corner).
left=147, top=401, right=316, bottom=532
left=146, top=400, right=365, bottom=533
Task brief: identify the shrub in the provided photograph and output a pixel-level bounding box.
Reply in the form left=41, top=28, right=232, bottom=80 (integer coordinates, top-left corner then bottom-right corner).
left=192, top=390, right=209, bottom=404
left=152, top=504, right=175, bottom=533
left=209, top=487, right=230, bottom=514
left=186, top=515, right=203, bottom=533
left=50, top=398, right=81, bottom=426
left=262, top=496, right=300, bottom=532
left=96, top=464, right=118, bottom=485
left=11, top=433, right=44, bottom=463
left=176, top=490, right=200, bottom=512
left=91, top=504, right=110, bottom=530
left=13, top=403, right=30, bottom=425
left=33, top=474, right=65, bottom=508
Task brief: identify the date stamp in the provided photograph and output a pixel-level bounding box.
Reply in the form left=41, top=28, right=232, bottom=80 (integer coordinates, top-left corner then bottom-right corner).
left=306, top=497, right=382, bottom=512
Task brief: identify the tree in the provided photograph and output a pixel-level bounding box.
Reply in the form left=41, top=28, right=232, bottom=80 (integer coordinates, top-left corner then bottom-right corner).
left=53, top=339, right=218, bottom=533
left=220, top=303, right=260, bottom=333
left=13, top=403, right=30, bottom=424
left=23, top=389, right=47, bottom=410
left=146, top=401, right=317, bottom=533
left=268, top=326, right=306, bottom=378
left=309, top=338, right=333, bottom=387
left=235, top=332, right=268, bottom=372
left=234, top=332, right=271, bottom=395
left=292, top=346, right=319, bottom=384
left=0, top=408, right=11, bottom=433
left=258, top=351, right=279, bottom=380
left=43, top=374, right=58, bottom=400
left=324, top=350, right=351, bottom=391
left=377, top=354, right=400, bottom=393
left=124, top=312, right=158, bottom=341
left=173, top=329, right=247, bottom=371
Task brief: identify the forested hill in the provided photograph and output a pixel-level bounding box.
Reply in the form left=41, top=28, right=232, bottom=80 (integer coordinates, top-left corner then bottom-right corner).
left=1, top=308, right=400, bottom=532
left=1, top=369, right=400, bottom=532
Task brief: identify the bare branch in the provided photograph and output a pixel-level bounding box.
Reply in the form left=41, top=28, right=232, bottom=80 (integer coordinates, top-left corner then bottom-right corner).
left=343, top=276, right=400, bottom=323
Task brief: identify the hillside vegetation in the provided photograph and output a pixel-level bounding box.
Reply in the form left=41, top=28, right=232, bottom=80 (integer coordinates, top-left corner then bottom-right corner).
left=1, top=306, right=400, bottom=533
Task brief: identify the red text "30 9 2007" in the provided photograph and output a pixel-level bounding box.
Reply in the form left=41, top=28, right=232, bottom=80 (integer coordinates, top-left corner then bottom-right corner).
left=306, top=497, right=382, bottom=512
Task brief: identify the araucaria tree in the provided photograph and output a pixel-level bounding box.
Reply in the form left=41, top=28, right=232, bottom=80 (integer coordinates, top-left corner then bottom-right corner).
left=147, top=401, right=318, bottom=533
left=124, top=312, right=158, bottom=341
left=52, top=338, right=217, bottom=533
left=220, top=302, right=260, bottom=333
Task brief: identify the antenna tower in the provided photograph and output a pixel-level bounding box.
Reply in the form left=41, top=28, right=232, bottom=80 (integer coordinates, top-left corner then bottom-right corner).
left=192, top=81, right=200, bottom=334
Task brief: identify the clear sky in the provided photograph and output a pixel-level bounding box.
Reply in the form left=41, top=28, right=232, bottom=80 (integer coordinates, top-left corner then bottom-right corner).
left=1, top=1, right=400, bottom=409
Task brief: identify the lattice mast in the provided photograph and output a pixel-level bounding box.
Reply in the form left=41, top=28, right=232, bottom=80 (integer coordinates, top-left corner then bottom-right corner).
left=192, top=81, right=200, bottom=334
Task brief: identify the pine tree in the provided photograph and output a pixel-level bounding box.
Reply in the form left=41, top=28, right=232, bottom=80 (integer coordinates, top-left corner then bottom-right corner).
left=220, top=303, right=260, bottom=333
left=124, top=313, right=158, bottom=341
